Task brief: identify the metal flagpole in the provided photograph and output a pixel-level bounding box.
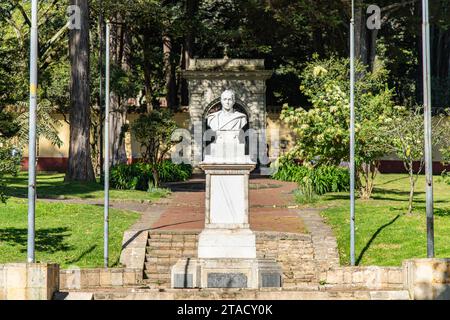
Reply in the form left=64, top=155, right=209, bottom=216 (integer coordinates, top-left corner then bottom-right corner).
left=349, top=0, right=356, bottom=266
left=422, top=0, right=434, bottom=257
left=104, top=21, right=111, bottom=268
left=27, top=0, right=38, bottom=264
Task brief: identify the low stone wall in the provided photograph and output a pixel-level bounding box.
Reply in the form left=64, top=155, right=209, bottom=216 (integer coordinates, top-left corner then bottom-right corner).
left=0, top=263, right=59, bottom=300
left=404, top=259, right=450, bottom=300
left=255, top=232, right=317, bottom=288
left=59, top=268, right=142, bottom=291
left=322, top=266, right=404, bottom=290
left=120, top=230, right=148, bottom=269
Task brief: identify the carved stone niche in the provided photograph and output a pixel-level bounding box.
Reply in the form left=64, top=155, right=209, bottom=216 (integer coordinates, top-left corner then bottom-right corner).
left=181, top=58, right=272, bottom=168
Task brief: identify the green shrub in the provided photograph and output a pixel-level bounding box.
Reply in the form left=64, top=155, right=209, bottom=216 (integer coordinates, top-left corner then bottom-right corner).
left=272, top=157, right=349, bottom=195
left=110, top=161, right=192, bottom=191
left=272, top=157, right=308, bottom=182
left=440, top=170, right=450, bottom=185
left=156, top=161, right=192, bottom=183
left=311, top=165, right=350, bottom=195
left=295, top=176, right=318, bottom=204
left=110, top=163, right=149, bottom=191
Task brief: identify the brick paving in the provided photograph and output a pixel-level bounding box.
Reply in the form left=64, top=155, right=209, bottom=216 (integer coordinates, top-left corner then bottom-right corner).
left=151, top=175, right=306, bottom=233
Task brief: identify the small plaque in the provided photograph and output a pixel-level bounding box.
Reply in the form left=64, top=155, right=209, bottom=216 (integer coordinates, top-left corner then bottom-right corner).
left=174, top=274, right=193, bottom=288
left=261, top=273, right=281, bottom=288
left=207, top=273, right=247, bottom=288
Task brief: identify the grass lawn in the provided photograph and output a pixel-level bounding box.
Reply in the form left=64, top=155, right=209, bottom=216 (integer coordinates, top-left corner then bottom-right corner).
left=0, top=198, right=139, bottom=268
left=297, top=174, right=450, bottom=266
left=4, top=173, right=170, bottom=201
left=0, top=172, right=170, bottom=268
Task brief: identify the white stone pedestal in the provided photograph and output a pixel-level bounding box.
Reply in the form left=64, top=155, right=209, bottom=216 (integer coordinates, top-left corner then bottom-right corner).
left=198, top=162, right=256, bottom=259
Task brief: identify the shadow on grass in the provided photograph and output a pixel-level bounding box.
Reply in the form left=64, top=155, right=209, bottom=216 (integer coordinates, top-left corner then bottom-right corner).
left=376, top=175, right=409, bottom=186
left=66, top=245, right=97, bottom=264
left=435, top=208, right=450, bottom=216
left=0, top=227, right=72, bottom=253
left=356, top=215, right=401, bottom=266
left=4, top=174, right=102, bottom=199
left=324, top=188, right=448, bottom=205
left=162, top=181, right=205, bottom=193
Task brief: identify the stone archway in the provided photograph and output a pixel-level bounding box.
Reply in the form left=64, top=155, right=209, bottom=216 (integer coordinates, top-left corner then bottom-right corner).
left=181, top=58, right=272, bottom=167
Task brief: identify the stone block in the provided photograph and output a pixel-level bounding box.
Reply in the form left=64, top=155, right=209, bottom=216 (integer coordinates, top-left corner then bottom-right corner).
left=352, top=270, right=364, bottom=284
left=111, top=270, right=124, bottom=287
left=171, top=258, right=201, bottom=288
left=1, top=263, right=59, bottom=300
left=327, top=269, right=344, bottom=284
left=363, top=267, right=382, bottom=289
left=84, top=270, right=100, bottom=288
left=100, top=270, right=112, bottom=287
left=123, top=271, right=138, bottom=286
left=343, top=269, right=352, bottom=284
left=404, top=259, right=450, bottom=300
left=6, top=264, right=27, bottom=290
left=388, top=269, right=403, bottom=285
left=172, top=234, right=184, bottom=241
left=174, top=274, right=194, bottom=288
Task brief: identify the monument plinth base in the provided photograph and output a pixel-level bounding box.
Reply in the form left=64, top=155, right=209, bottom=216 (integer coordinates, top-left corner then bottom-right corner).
left=198, top=228, right=256, bottom=259
left=171, top=258, right=282, bottom=289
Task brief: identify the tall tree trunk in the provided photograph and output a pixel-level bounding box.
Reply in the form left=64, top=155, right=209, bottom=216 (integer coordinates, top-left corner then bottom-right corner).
left=66, top=0, right=95, bottom=182
left=354, top=3, right=379, bottom=72
left=180, top=0, right=198, bottom=106
left=142, top=32, right=155, bottom=112
left=109, top=17, right=128, bottom=166
left=163, top=33, right=176, bottom=109
left=354, top=6, right=368, bottom=66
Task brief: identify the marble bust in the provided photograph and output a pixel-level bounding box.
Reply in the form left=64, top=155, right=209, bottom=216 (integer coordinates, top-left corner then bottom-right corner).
left=207, top=89, right=247, bottom=131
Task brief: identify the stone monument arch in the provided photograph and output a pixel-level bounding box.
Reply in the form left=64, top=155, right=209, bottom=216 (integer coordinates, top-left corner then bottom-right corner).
left=181, top=58, right=272, bottom=168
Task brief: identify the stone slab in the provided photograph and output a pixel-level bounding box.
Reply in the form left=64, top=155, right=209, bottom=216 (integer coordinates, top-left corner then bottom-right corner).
left=198, top=229, right=256, bottom=259
left=404, top=259, right=450, bottom=300
left=0, top=263, right=59, bottom=300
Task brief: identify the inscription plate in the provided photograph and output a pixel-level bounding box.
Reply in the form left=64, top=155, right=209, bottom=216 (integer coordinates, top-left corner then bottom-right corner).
left=207, top=273, right=247, bottom=288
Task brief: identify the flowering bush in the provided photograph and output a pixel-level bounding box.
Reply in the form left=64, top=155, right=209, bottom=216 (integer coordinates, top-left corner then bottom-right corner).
left=280, top=56, right=395, bottom=199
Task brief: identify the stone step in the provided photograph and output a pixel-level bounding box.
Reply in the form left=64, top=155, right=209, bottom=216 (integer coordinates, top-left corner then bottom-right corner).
left=91, top=288, right=411, bottom=300
left=53, top=292, right=94, bottom=300
left=145, top=248, right=198, bottom=257
left=145, top=256, right=179, bottom=264
left=142, top=229, right=334, bottom=290
left=144, top=262, right=174, bottom=271
left=147, top=239, right=198, bottom=247
left=144, top=273, right=171, bottom=280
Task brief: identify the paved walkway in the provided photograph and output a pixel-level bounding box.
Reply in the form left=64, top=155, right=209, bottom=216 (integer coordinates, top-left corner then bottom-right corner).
left=150, top=175, right=306, bottom=234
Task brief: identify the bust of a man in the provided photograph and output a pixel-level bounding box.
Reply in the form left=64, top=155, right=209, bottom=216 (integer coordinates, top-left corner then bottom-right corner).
left=207, top=89, right=247, bottom=131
